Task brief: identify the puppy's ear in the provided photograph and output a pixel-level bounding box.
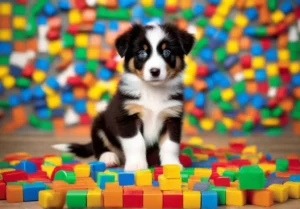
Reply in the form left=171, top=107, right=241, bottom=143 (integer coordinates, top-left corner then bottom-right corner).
left=177, top=29, right=195, bottom=55
left=115, top=24, right=143, bottom=57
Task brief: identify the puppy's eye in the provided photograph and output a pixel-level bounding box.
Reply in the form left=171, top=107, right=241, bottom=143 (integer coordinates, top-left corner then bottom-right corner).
left=163, top=49, right=171, bottom=57
left=138, top=50, right=148, bottom=59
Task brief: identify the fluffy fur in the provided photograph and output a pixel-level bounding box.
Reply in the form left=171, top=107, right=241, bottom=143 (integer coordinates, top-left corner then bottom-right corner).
left=52, top=23, right=195, bottom=171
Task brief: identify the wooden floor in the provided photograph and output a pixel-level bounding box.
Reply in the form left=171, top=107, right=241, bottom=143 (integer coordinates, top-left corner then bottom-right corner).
left=0, top=132, right=300, bottom=209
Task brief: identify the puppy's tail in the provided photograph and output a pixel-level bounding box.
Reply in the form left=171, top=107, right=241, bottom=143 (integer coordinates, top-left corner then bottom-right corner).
left=52, top=142, right=94, bottom=158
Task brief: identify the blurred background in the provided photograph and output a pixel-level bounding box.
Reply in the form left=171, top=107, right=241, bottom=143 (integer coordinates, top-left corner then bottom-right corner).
left=0, top=0, right=300, bottom=141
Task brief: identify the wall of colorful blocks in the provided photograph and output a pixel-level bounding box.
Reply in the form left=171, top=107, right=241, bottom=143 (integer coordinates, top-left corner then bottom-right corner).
left=0, top=0, right=300, bottom=136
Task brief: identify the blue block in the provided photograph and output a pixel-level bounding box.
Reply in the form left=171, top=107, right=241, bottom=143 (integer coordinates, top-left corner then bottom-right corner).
left=280, top=1, right=293, bottom=14
left=118, top=172, right=135, bottom=186
left=15, top=160, right=37, bottom=174
left=37, top=108, right=51, bottom=119
left=199, top=48, right=213, bottom=62
left=62, top=92, right=74, bottom=104
left=215, top=31, right=228, bottom=43
left=195, top=93, right=205, bottom=108
left=132, top=5, right=144, bottom=19
left=8, top=95, right=20, bottom=107
left=204, top=77, right=215, bottom=90
left=211, top=72, right=223, bottom=84
left=292, top=74, right=300, bottom=86
left=35, top=58, right=50, bottom=71
left=245, top=8, right=258, bottom=20
left=155, top=0, right=165, bottom=8
left=193, top=182, right=211, bottom=191
left=93, top=21, right=106, bottom=34
left=0, top=42, right=12, bottom=54
left=98, top=175, right=114, bottom=189
left=205, top=26, right=218, bottom=38
left=265, top=153, right=272, bottom=161
left=0, top=83, right=4, bottom=94
left=255, top=69, right=267, bottom=81
left=98, top=68, right=113, bottom=81
left=184, top=87, right=194, bottom=100
left=32, top=86, right=45, bottom=99
left=224, top=55, right=238, bottom=69
left=207, top=61, right=218, bottom=74
left=61, top=85, right=72, bottom=93
left=58, top=0, right=71, bottom=10
left=74, top=100, right=87, bottom=114
left=46, top=76, right=59, bottom=90
left=231, top=130, right=245, bottom=136
left=290, top=175, right=300, bottom=182
left=208, top=38, right=221, bottom=50
left=37, top=15, right=47, bottom=25
left=152, top=180, right=159, bottom=187
left=90, top=171, right=97, bottom=181
left=218, top=75, right=231, bottom=88
left=244, top=26, right=256, bottom=36
left=251, top=44, right=263, bottom=56
left=89, top=161, right=106, bottom=173
left=265, top=176, right=289, bottom=187
left=224, top=111, right=237, bottom=118
left=43, top=2, right=57, bottom=16
left=75, top=62, right=86, bottom=76
left=52, top=108, right=64, bottom=117
left=236, top=93, right=250, bottom=107
left=9, top=65, right=22, bottom=77
left=109, top=21, right=119, bottom=31
left=107, top=168, right=124, bottom=173
left=208, top=0, right=220, bottom=4
left=34, top=99, right=47, bottom=109
left=202, top=191, right=218, bottom=209
left=266, top=49, right=278, bottom=61
left=193, top=3, right=205, bottom=16
left=23, top=182, right=46, bottom=201
left=192, top=161, right=212, bottom=168
left=119, top=0, right=136, bottom=8
left=251, top=94, right=266, bottom=109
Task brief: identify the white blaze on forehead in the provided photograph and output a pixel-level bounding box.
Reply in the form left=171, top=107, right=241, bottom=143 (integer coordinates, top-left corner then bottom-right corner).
left=145, top=25, right=166, bottom=48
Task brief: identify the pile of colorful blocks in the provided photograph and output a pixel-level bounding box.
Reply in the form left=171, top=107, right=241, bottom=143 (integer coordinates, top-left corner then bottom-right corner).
left=0, top=136, right=300, bottom=208
left=0, top=0, right=300, bottom=136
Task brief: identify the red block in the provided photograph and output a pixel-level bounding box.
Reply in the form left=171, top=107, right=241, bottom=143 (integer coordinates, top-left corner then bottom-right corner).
left=241, top=54, right=251, bottom=68
left=295, top=7, right=300, bottom=18
left=179, top=154, right=193, bottom=167
left=276, top=23, right=288, bottom=35
left=154, top=167, right=163, bottom=181
left=50, top=165, right=75, bottom=180
left=289, top=159, right=300, bottom=167
left=267, top=98, right=278, bottom=108
left=209, top=172, right=220, bottom=180
left=257, top=81, right=269, bottom=94
left=74, top=0, right=87, bottom=9
left=191, top=108, right=205, bottom=118
left=47, top=29, right=60, bottom=40
left=123, top=190, right=143, bottom=208
left=2, top=170, right=28, bottom=183
left=16, top=0, right=27, bottom=4
left=105, top=59, right=117, bottom=70
left=214, top=177, right=230, bottom=187
left=67, top=75, right=86, bottom=87
left=281, top=73, right=291, bottom=84
left=22, top=63, right=34, bottom=78
left=165, top=6, right=178, bottom=13
left=212, top=162, right=228, bottom=171
left=163, top=191, right=183, bottom=208
left=260, top=38, right=271, bottom=51
left=230, top=159, right=251, bottom=168
left=0, top=180, right=6, bottom=200
left=197, top=65, right=208, bottom=77
left=28, top=157, right=44, bottom=170
left=28, top=171, right=48, bottom=178
left=276, top=86, right=288, bottom=100
left=67, top=24, right=79, bottom=35
left=204, top=4, right=216, bottom=17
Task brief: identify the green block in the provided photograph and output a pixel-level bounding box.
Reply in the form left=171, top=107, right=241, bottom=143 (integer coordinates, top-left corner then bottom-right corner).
left=181, top=9, right=194, bottom=20
left=266, top=127, right=283, bottom=136
left=66, top=190, right=87, bottom=208
left=242, top=121, right=254, bottom=132
left=13, top=4, right=26, bottom=15
left=7, top=181, right=27, bottom=186
left=209, top=88, right=221, bottom=102
left=201, top=177, right=209, bottom=182
left=196, top=17, right=208, bottom=27
left=267, top=0, right=277, bottom=12
left=26, top=15, right=37, bottom=37
left=0, top=100, right=9, bottom=109
left=32, top=0, right=48, bottom=15
left=288, top=42, right=299, bottom=52
left=13, top=30, right=26, bottom=40
left=0, top=161, right=12, bottom=168
left=181, top=147, right=194, bottom=158
left=269, top=76, right=281, bottom=87
left=238, top=165, right=265, bottom=190
left=16, top=78, right=30, bottom=88
left=61, top=153, right=74, bottom=163
left=233, top=81, right=246, bottom=94
left=215, top=47, right=227, bottom=63
left=181, top=168, right=195, bottom=176
left=62, top=33, right=75, bottom=47
left=144, top=7, right=163, bottom=18
left=54, top=170, right=76, bottom=184
left=191, top=38, right=209, bottom=56
left=216, top=121, right=227, bottom=134
left=291, top=109, right=300, bottom=120
left=255, top=26, right=267, bottom=36
left=29, top=114, right=40, bottom=127
left=101, top=92, right=111, bottom=101
left=188, top=114, right=198, bottom=126
left=271, top=106, right=283, bottom=117
left=181, top=174, right=190, bottom=183
left=210, top=186, right=226, bottom=205
left=290, top=51, right=300, bottom=61
left=75, top=48, right=87, bottom=60
left=219, top=101, right=234, bottom=112
left=0, top=56, right=9, bottom=65
left=276, top=159, right=288, bottom=172
left=86, top=60, right=98, bottom=74
left=97, top=173, right=115, bottom=188
left=96, top=6, right=130, bottom=20
left=222, top=171, right=236, bottom=182
left=261, top=108, right=271, bottom=118
left=39, top=120, right=54, bottom=131
left=223, top=19, right=234, bottom=32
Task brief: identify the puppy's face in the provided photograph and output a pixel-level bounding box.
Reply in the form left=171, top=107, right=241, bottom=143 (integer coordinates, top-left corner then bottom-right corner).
left=115, top=23, right=195, bottom=85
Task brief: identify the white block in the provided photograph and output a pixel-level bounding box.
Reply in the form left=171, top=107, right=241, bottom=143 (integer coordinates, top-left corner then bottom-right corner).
left=233, top=72, right=245, bottom=82
left=86, top=0, right=97, bottom=7
left=267, top=87, right=277, bottom=98
left=57, top=64, right=75, bottom=87
left=64, top=108, right=80, bottom=126
left=9, top=52, right=29, bottom=68
left=288, top=26, right=299, bottom=42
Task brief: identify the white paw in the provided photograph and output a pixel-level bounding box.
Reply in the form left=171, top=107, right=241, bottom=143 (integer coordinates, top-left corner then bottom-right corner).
left=99, top=152, right=120, bottom=167
left=124, top=158, right=148, bottom=171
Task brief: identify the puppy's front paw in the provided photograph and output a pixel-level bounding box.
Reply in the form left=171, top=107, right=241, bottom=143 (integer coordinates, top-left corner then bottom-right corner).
left=124, top=158, right=148, bottom=171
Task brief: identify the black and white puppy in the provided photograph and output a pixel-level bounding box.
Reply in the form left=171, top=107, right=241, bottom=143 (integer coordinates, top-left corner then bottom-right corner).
left=53, top=23, right=195, bottom=171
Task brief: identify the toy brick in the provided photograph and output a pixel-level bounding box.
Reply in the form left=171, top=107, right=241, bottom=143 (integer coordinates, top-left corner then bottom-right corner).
left=226, top=188, right=246, bottom=206
left=210, top=186, right=226, bottom=205
left=66, top=190, right=87, bottom=208
left=54, top=170, right=76, bottom=184
left=123, top=190, right=143, bottom=208
left=143, top=189, right=162, bottom=208
left=267, top=184, right=289, bottom=203
left=0, top=3, right=12, bottom=15
left=103, top=186, right=123, bottom=207
left=13, top=16, right=26, bottom=30
left=87, top=188, right=102, bottom=207
left=6, top=185, right=23, bottom=203
left=38, top=190, right=66, bottom=208
left=2, top=170, right=28, bottom=183
left=136, top=170, right=152, bottom=186
left=74, top=164, right=90, bottom=177
left=201, top=190, right=218, bottom=209
left=283, top=181, right=300, bottom=199
left=0, top=16, right=11, bottom=28
left=23, top=182, right=46, bottom=201
left=0, top=180, right=6, bottom=200
left=183, top=191, right=201, bottom=208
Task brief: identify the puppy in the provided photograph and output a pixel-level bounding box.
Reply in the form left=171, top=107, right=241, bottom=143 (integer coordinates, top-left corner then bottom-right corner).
left=53, top=23, right=195, bottom=171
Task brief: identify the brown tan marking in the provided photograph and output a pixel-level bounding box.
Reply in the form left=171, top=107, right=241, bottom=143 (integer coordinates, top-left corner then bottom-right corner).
left=128, top=58, right=144, bottom=79
left=143, top=44, right=148, bottom=50
left=159, top=132, right=169, bottom=146
left=162, top=43, right=167, bottom=50
left=159, top=105, right=183, bottom=119
left=124, top=103, right=144, bottom=116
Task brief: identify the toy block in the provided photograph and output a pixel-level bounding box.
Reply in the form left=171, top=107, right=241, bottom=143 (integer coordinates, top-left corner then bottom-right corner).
left=33, top=70, right=47, bottom=83
left=15, top=160, right=37, bottom=174
left=2, top=170, right=28, bottom=182
left=252, top=56, right=265, bottom=69
left=13, top=16, right=26, bottom=30
left=201, top=191, right=218, bottom=209
left=123, top=190, right=143, bottom=208
left=118, top=172, right=135, bottom=186
left=0, top=16, right=11, bottom=28
left=103, top=185, right=123, bottom=207
left=97, top=173, right=115, bottom=189
left=0, top=29, right=12, bottom=41
left=87, top=47, right=101, bottom=60
left=48, top=40, right=62, bottom=55
left=226, top=188, right=246, bottom=206
left=183, top=191, right=201, bottom=208
left=247, top=189, right=273, bottom=207
left=23, top=182, right=46, bottom=201
left=74, top=164, right=90, bottom=177
left=136, top=170, right=152, bottom=186
left=214, top=176, right=230, bottom=186
left=276, top=159, right=288, bottom=171
left=226, top=40, right=239, bottom=54
left=290, top=175, right=300, bottom=182
left=69, top=9, right=82, bottom=24
left=66, top=190, right=87, bottom=208
left=0, top=180, right=6, bottom=200
left=163, top=191, right=183, bottom=208
left=267, top=184, right=289, bottom=203
left=194, top=168, right=212, bottom=177
left=159, top=174, right=182, bottom=191
left=75, top=33, right=89, bottom=47
left=210, top=186, right=226, bottom=205
left=6, top=185, right=23, bottom=203
left=44, top=156, right=62, bottom=166
left=0, top=3, right=12, bottom=15
left=238, top=165, right=265, bottom=189
left=272, top=10, right=284, bottom=23
left=87, top=188, right=102, bottom=207
left=38, top=190, right=65, bottom=208
left=234, top=13, right=248, bottom=27
left=143, top=189, right=163, bottom=208
left=283, top=181, right=300, bottom=199
left=193, top=182, right=210, bottom=192
left=163, top=164, right=181, bottom=179
left=188, top=177, right=200, bottom=190
left=54, top=170, right=76, bottom=184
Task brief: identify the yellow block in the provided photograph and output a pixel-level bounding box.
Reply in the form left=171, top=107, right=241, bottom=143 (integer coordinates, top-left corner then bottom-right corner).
left=116, top=61, right=124, bottom=73
left=9, top=160, right=20, bottom=166
left=13, top=16, right=26, bottom=30
left=267, top=184, right=289, bottom=203
left=221, top=88, right=235, bottom=101
left=272, top=10, right=285, bottom=24
left=266, top=63, right=279, bottom=76
left=278, top=49, right=290, bottom=61
left=2, top=75, right=16, bottom=89
left=188, top=136, right=204, bottom=146
left=75, top=33, right=89, bottom=48
left=243, top=68, right=255, bottom=80
left=194, top=168, right=212, bottom=178
left=0, top=29, right=12, bottom=41
left=163, top=165, right=181, bottom=179
left=166, top=0, right=177, bottom=6
left=226, top=40, right=239, bottom=54
left=43, top=85, right=56, bottom=96
left=74, top=164, right=91, bottom=178
left=242, top=145, right=257, bottom=154
left=210, top=14, right=225, bottom=28
left=220, top=0, right=235, bottom=7
left=217, top=167, right=225, bottom=176
left=38, top=190, right=65, bottom=208
left=290, top=62, right=300, bottom=74
left=87, top=188, right=102, bottom=208
left=202, top=144, right=216, bottom=150
left=194, top=27, right=204, bottom=40
left=222, top=117, right=233, bottom=129
left=158, top=175, right=181, bottom=191
left=0, top=168, right=15, bottom=174
left=0, top=3, right=12, bottom=15
left=235, top=13, right=248, bottom=28
left=252, top=56, right=265, bottom=69
left=194, top=154, right=209, bottom=161
left=68, top=9, right=82, bottom=24
left=44, top=156, right=62, bottom=166
left=135, top=170, right=152, bottom=186
left=258, top=163, right=276, bottom=173
left=0, top=66, right=9, bottom=78
left=33, top=70, right=47, bottom=83
left=199, top=118, right=214, bottom=131
left=46, top=94, right=62, bottom=109
left=41, top=165, right=55, bottom=178
left=226, top=188, right=246, bottom=206
left=49, top=40, right=62, bottom=55
left=87, top=47, right=101, bottom=60
left=183, top=191, right=201, bottom=208
left=216, top=4, right=230, bottom=16
left=283, top=182, right=300, bottom=199
left=261, top=118, right=280, bottom=126
left=183, top=74, right=195, bottom=86
left=87, top=101, right=97, bottom=117
left=141, top=0, right=154, bottom=7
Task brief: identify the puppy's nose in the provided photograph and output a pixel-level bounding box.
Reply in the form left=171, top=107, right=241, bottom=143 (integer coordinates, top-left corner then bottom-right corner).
left=150, top=68, right=160, bottom=77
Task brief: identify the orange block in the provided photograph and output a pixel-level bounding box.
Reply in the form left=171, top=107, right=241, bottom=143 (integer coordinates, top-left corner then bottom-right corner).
left=259, top=7, right=271, bottom=24
left=293, top=87, right=300, bottom=99
left=279, top=97, right=294, bottom=112
left=48, top=16, right=62, bottom=29
left=176, top=18, right=188, bottom=30
left=6, top=185, right=23, bottom=203
left=235, top=0, right=246, bottom=9
left=239, top=37, right=251, bottom=50
left=103, top=186, right=123, bottom=208
left=144, top=190, right=163, bottom=208
left=285, top=13, right=295, bottom=24
left=230, top=27, right=243, bottom=39
left=183, top=122, right=198, bottom=135
left=53, top=118, right=65, bottom=134
left=293, top=120, right=300, bottom=136
left=14, top=41, right=26, bottom=52
left=89, top=34, right=102, bottom=47
left=286, top=154, right=299, bottom=160
left=12, top=106, right=27, bottom=127
left=105, top=31, right=118, bottom=46
left=82, top=8, right=96, bottom=23
left=26, top=38, right=37, bottom=51
left=0, top=15, right=11, bottom=28
left=276, top=172, right=291, bottom=178
left=193, top=79, right=207, bottom=91
left=106, top=0, right=117, bottom=8
left=277, top=34, right=288, bottom=48
left=267, top=25, right=277, bottom=36
left=74, top=87, right=87, bottom=99
left=229, top=64, right=242, bottom=76
left=179, top=0, right=191, bottom=9
left=99, top=49, right=111, bottom=61
left=188, top=177, right=200, bottom=190
left=247, top=189, right=274, bottom=207
left=246, top=81, right=257, bottom=94
left=83, top=72, right=96, bottom=87
left=184, top=101, right=194, bottom=113
left=210, top=108, right=223, bottom=121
